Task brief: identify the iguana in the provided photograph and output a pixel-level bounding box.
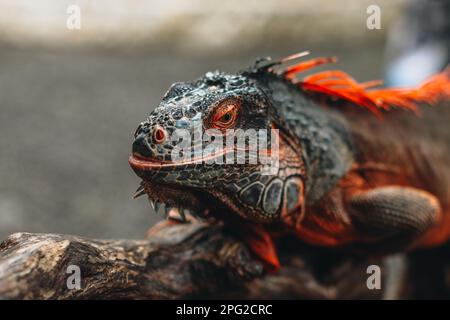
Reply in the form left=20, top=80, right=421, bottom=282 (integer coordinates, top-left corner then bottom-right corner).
left=129, top=52, right=450, bottom=271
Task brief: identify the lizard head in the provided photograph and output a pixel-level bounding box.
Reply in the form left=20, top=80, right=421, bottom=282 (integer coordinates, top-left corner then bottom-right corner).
left=129, top=65, right=306, bottom=226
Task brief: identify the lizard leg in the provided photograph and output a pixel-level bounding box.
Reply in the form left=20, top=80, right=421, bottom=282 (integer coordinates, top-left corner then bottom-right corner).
left=348, top=186, right=440, bottom=252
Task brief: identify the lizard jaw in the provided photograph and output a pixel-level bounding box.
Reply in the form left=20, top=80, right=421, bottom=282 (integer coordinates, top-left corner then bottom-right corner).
left=132, top=178, right=248, bottom=224
left=128, top=147, right=247, bottom=170
left=129, top=154, right=231, bottom=221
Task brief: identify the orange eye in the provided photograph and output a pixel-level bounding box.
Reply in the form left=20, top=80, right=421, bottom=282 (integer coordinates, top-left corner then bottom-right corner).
left=211, top=100, right=240, bottom=129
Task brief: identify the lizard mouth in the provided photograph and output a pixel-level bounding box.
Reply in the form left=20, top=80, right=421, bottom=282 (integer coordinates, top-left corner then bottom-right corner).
left=134, top=180, right=214, bottom=222
left=128, top=146, right=251, bottom=170
left=129, top=154, right=235, bottom=222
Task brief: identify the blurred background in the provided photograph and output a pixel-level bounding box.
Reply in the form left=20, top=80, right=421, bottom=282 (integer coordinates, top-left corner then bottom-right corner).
left=0, top=0, right=448, bottom=241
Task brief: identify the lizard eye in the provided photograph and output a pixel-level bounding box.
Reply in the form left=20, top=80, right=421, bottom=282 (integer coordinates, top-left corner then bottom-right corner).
left=211, top=99, right=240, bottom=130
left=220, top=112, right=233, bottom=123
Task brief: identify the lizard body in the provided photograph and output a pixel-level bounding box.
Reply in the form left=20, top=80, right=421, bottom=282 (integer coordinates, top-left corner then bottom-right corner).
left=129, top=53, right=450, bottom=269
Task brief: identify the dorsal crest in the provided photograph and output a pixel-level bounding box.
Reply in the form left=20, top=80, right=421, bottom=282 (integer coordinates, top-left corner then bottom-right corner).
left=250, top=51, right=450, bottom=117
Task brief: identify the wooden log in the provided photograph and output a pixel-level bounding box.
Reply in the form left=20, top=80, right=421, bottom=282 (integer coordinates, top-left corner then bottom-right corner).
left=0, top=220, right=397, bottom=299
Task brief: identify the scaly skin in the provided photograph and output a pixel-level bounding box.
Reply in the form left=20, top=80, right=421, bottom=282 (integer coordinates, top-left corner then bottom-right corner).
left=262, top=73, right=450, bottom=248
left=129, top=54, right=450, bottom=267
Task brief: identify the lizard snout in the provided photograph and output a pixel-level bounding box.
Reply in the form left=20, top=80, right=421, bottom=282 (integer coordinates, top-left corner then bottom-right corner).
left=132, top=133, right=153, bottom=158
left=131, top=124, right=171, bottom=162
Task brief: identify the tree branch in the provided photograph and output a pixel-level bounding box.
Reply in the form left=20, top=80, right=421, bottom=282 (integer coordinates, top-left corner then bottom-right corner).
left=0, top=220, right=397, bottom=299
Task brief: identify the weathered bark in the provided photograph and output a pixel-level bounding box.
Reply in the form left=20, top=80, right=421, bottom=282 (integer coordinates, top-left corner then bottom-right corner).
left=0, top=220, right=408, bottom=299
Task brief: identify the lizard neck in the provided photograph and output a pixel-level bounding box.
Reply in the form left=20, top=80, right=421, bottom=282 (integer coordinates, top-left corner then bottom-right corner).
left=256, top=75, right=355, bottom=206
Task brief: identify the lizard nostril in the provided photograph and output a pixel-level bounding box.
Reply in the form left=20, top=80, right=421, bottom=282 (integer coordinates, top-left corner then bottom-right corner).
left=153, top=127, right=167, bottom=144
